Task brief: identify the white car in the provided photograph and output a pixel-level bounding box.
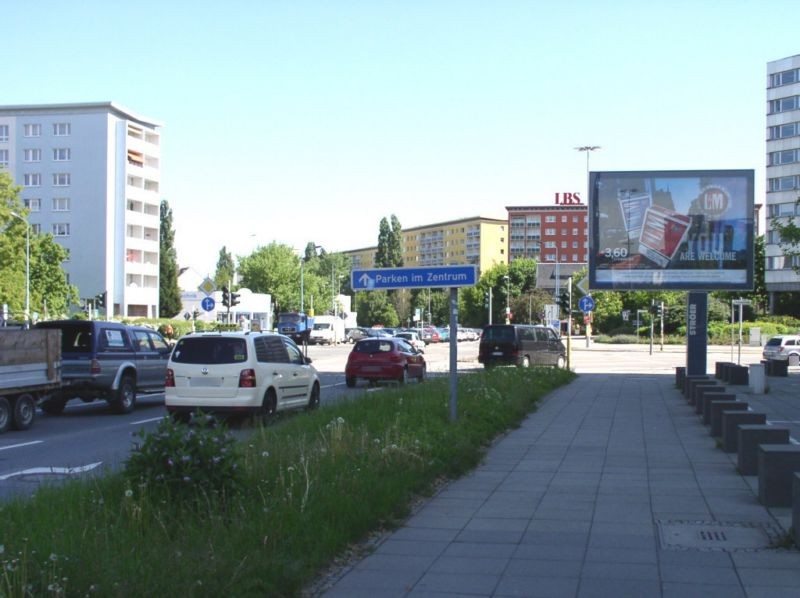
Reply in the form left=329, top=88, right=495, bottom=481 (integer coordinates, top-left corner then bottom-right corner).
left=394, top=331, right=425, bottom=353
left=762, top=334, right=800, bottom=367
left=165, top=331, right=320, bottom=422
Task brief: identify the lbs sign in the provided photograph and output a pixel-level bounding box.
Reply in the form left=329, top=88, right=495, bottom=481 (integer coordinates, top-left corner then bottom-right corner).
left=554, top=192, right=582, bottom=205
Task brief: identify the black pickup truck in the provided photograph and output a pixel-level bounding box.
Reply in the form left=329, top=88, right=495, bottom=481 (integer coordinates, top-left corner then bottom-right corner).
left=35, top=320, right=171, bottom=414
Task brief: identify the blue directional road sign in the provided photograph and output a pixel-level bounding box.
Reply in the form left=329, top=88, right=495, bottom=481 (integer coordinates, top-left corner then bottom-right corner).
left=578, top=295, right=595, bottom=313
left=352, top=266, right=478, bottom=291
left=201, top=296, right=216, bottom=312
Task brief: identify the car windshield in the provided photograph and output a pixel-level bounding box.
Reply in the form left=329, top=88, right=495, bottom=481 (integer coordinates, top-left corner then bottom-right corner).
left=313, top=323, right=331, bottom=330
left=354, top=340, right=394, bottom=354
left=171, top=337, right=247, bottom=364
left=481, top=326, right=515, bottom=341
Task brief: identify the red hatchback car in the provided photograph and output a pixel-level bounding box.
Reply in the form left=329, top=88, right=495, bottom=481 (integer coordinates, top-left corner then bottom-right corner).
left=345, top=338, right=426, bottom=387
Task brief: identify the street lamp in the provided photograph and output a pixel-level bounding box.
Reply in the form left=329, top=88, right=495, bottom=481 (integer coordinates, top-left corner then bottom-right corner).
left=9, top=211, right=30, bottom=324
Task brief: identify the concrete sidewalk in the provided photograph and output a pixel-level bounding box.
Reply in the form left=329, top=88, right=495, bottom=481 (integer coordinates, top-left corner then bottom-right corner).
left=320, top=369, right=800, bottom=597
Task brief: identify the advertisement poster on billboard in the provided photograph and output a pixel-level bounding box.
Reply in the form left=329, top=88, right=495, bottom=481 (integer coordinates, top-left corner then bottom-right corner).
left=588, top=170, right=754, bottom=291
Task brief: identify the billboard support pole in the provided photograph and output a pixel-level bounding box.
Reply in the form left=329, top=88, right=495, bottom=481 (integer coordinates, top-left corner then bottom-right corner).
left=449, top=287, right=458, bottom=422
left=686, top=292, right=708, bottom=377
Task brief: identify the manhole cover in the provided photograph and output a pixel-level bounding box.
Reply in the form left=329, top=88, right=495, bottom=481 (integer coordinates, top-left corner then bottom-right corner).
left=657, top=520, right=784, bottom=552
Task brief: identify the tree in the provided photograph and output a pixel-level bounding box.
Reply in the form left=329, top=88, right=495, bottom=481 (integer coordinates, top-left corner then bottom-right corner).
left=213, top=246, right=236, bottom=289
left=355, top=290, right=399, bottom=327
left=158, top=200, right=182, bottom=318
left=1, top=171, right=78, bottom=320
left=389, top=215, right=404, bottom=267
left=238, top=242, right=300, bottom=312
left=374, top=217, right=392, bottom=267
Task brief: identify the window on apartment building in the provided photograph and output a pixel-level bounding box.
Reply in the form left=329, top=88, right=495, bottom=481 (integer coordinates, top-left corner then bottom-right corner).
left=53, top=173, right=71, bottom=186
left=53, top=148, right=71, bottom=161
left=52, top=223, right=70, bottom=237
left=0, top=149, right=8, bottom=166
left=52, top=197, right=70, bottom=211
left=561, top=241, right=567, bottom=248
left=23, top=124, right=41, bottom=137
left=571, top=228, right=578, bottom=235
left=572, top=241, right=579, bottom=248
left=572, top=254, right=578, bottom=261
left=561, top=228, right=567, bottom=235
left=53, top=123, right=71, bottom=136
left=545, top=215, right=556, bottom=223
left=770, top=68, right=799, bottom=87
left=768, top=122, right=799, bottom=140
left=23, top=148, right=42, bottom=162
left=545, top=228, right=555, bottom=236
left=545, top=241, right=556, bottom=249
left=769, top=96, right=799, bottom=114
left=0, top=125, right=8, bottom=142
left=561, top=215, right=567, bottom=223
left=545, top=254, right=555, bottom=262
left=31, top=224, right=41, bottom=234
left=24, top=198, right=41, bottom=211
left=572, top=216, right=579, bottom=223
left=561, top=255, right=567, bottom=262
left=769, top=149, right=800, bottom=166
left=23, top=173, right=41, bottom=187
left=768, top=175, right=799, bottom=192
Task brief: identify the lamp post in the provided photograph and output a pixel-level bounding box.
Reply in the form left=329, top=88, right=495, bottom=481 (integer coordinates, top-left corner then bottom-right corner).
left=9, top=211, right=30, bottom=325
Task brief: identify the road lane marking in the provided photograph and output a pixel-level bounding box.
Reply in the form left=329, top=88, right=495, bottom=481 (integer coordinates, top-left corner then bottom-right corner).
left=130, top=416, right=165, bottom=425
left=0, top=462, right=103, bottom=481
left=0, top=440, right=44, bottom=452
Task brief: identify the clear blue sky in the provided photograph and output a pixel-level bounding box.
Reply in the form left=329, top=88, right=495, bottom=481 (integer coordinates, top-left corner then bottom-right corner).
left=4, top=1, right=796, bottom=275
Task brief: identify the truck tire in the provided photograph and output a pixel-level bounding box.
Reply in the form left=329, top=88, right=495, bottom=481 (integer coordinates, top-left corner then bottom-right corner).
left=110, top=374, right=137, bottom=414
left=12, top=393, right=36, bottom=431
left=0, top=397, right=10, bottom=433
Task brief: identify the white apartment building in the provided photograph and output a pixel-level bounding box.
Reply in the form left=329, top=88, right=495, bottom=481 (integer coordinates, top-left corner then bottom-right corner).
left=0, top=102, right=162, bottom=318
left=766, top=55, right=800, bottom=308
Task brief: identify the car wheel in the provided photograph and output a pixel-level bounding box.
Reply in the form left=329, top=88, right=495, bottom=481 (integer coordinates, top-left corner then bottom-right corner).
left=0, top=397, right=10, bottom=433
left=521, top=355, right=531, bottom=368
left=260, top=389, right=277, bottom=422
left=307, top=383, right=321, bottom=410
left=12, top=393, right=36, bottom=431
left=556, top=355, right=566, bottom=369
left=398, top=368, right=408, bottom=385
left=110, top=374, right=137, bottom=414
left=41, top=394, right=67, bottom=415
left=345, top=376, right=356, bottom=388
left=790, top=354, right=799, bottom=367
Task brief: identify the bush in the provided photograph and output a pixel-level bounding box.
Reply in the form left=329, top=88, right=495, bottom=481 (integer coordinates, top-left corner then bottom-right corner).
left=593, top=334, right=641, bottom=344
left=124, top=415, right=243, bottom=506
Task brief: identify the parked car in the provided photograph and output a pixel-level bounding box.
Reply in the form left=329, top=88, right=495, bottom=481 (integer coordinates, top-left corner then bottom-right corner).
left=425, top=327, right=441, bottom=343
left=437, top=327, right=450, bottom=342
left=762, top=334, right=800, bottom=366
left=345, top=337, right=426, bottom=387
left=165, top=331, right=320, bottom=422
left=345, top=327, right=370, bottom=343
left=478, top=324, right=566, bottom=368
left=35, top=320, right=171, bottom=414
left=394, top=331, right=426, bottom=353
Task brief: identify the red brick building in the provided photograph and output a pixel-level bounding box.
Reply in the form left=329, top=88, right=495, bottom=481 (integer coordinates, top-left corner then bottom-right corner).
left=507, top=203, right=589, bottom=265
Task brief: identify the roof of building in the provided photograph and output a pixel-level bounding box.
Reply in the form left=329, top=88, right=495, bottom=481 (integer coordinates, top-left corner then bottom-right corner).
left=0, top=101, right=163, bottom=128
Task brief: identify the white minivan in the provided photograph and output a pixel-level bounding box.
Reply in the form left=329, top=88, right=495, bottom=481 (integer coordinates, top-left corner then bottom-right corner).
left=165, top=332, right=320, bottom=422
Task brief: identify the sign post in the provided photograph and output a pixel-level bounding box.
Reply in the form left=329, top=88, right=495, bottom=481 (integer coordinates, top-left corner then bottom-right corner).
left=351, top=265, right=478, bottom=421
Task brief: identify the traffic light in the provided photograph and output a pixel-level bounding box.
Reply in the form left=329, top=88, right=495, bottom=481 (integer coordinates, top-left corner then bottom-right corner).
left=230, top=291, right=240, bottom=307
left=95, top=291, right=106, bottom=309
left=221, top=286, right=230, bottom=308
left=649, top=302, right=658, bottom=315
left=558, top=290, right=570, bottom=315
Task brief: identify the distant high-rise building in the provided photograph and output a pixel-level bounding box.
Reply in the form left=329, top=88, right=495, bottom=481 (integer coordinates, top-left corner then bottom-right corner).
left=766, top=55, right=800, bottom=309
left=506, top=204, right=588, bottom=264
left=343, top=216, right=508, bottom=274
left=0, top=102, right=163, bottom=317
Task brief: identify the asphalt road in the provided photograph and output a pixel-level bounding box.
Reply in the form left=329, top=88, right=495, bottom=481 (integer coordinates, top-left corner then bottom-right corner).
left=0, top=339, right=771, bottom=501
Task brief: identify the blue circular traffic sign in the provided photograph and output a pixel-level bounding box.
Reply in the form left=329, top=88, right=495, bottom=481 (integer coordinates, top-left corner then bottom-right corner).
left=578, top=295, right=595, bottom=313
left=201, top=296, right=216, bottom=312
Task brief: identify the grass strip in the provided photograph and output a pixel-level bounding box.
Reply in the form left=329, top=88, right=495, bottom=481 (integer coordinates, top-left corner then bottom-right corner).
left=0, top=366, right=574, bottom=597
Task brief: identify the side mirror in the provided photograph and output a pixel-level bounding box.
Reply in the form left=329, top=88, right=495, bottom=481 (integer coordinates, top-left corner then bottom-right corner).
left=304, top=356, right=313, bottom=365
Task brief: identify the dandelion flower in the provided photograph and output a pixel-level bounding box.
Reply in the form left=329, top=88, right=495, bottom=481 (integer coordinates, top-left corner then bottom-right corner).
left=262, top=451, right=269, bottom=457
left=124, top=489, right=133, bottom=498
left=49, top=553, right=58, bottom=562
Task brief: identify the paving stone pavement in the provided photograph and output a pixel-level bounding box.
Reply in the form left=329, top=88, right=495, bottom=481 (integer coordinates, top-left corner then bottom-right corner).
left=319, top=358, right=800, bottom=597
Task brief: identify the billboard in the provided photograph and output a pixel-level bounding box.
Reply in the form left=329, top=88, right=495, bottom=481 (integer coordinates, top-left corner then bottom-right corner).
left=589, top=170, right=754, bottom=291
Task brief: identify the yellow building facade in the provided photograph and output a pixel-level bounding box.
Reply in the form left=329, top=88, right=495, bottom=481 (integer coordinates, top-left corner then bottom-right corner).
left=343, top=216, right=508, bottom=275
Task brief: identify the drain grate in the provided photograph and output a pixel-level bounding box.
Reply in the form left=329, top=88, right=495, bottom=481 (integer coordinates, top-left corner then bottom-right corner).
left=657, top=520, right=784, bottom=552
